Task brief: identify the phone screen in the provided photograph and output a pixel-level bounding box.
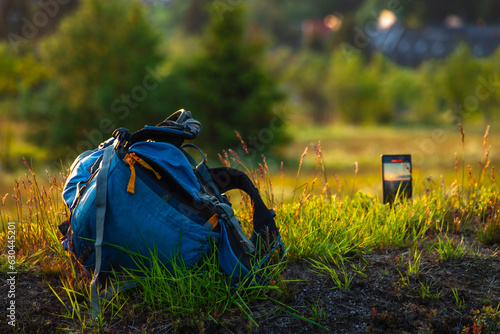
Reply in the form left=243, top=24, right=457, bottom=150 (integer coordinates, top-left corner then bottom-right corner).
left=381, top=155, right=412, bottom=204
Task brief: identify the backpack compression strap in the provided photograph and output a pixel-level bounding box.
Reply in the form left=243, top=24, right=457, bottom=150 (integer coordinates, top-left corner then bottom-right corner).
left=179, top=144, right=256, bottom=253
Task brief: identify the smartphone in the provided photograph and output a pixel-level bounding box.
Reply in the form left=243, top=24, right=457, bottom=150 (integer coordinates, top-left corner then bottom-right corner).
left=381, top=154, right=412, bottom=204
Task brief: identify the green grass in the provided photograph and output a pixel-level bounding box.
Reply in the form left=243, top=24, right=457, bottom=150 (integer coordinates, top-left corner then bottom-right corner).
left=46, top=246, right=287, bottom=333
left=452, top=288, right=466, bottom=310
left=1, top=124, right=500, bottom=332
left=121, top=247, right=286, bottom=327
left=417, top=281, right=442, bottom=300
left=310, top=259, right=355, bottom=291
left=431, top=234, right=466, bottom=262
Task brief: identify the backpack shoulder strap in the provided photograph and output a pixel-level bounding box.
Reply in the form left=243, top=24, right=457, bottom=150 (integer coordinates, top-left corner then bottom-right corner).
left=208, top=167, right=280, bottom=239
left=209, top=166, right=284, bottom=270
left=90, top=144, right=114, bottom=318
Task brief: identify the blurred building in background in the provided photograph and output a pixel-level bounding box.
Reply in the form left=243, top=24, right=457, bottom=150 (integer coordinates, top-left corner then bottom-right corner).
left=371, top=16, right=500, bottom=67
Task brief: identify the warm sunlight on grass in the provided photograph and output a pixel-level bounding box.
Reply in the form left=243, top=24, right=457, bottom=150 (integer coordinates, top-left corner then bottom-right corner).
left=1, top=125, right=499, bottom=332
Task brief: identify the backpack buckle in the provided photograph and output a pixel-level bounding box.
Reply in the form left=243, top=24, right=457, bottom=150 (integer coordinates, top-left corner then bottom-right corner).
left=198, top=192, right=219, bottom=208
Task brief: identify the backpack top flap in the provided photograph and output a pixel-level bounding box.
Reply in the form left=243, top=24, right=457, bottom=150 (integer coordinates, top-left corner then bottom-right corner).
left=128, top=141, right=202, bottom=201
left=124, top=109, right=202, bottom=148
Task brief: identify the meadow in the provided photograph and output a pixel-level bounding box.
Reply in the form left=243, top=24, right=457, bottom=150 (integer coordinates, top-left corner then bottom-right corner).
left=1, top=123, right=500, bottom=333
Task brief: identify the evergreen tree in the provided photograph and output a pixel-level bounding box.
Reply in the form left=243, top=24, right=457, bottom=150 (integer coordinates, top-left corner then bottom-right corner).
left=186, top=5, right=287, bottom=158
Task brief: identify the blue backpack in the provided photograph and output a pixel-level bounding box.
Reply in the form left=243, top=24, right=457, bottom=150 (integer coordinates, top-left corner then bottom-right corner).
left=59, top=110, right=282, bottom=314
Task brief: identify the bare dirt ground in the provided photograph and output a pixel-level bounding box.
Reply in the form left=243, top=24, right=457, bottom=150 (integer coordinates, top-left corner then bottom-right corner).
left=2, top=245, right=500, bottom=333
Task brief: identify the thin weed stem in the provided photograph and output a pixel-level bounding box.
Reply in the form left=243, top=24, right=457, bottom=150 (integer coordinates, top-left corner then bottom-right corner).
left=459, top=123, right=465, bottom=193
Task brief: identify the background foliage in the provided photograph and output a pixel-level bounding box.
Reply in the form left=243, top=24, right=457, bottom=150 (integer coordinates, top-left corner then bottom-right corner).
left=0, top=0, right=499, bottom=169
left=19, top=0, right=163, bottom=159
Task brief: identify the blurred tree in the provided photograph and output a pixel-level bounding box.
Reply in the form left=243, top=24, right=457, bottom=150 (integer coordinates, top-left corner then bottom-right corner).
left=477, top=0, right=500, bottom=23
left=21, top=0, right=163, bottom=159
left=327, top=50, right=392, bottom=124
left=283, top=50, right=331, bottom=123
left=0, top=0, right=79, bottom=42
left=0, top=41, right=48, bottom=170
left=435, top=44, right=486, bottom=125
left=182, top=0, right=210, bottom=34
left=148, top=0, right=211, bottom=36
left=0, top=0, right=31, bottom=39
left=0, top=43, right=19, bottom=96
left=482, top=48, right=500, bottom=125
left=383, top=62, right=422, bottom=122
left=0, top=41, right=47, bottom=99
left=249, top=0, right=301, bottom=47
left=0, top=43, right=17, bottom=171
left=185, top=5, right=287, bottom=157
left=412, top=59, right=445, bottom=123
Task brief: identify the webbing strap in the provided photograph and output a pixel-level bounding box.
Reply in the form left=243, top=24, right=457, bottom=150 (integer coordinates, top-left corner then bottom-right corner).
left=181, top=144, right=226, bottom=204
left=124, top=153, right=162, bottom=194
left=91, top=144, right=114, bottom=318
left=197, top=162, right=226, bottom=204
left=203, top=214, right=220, bottom=230
left=101, top=281, right=139, bottom=301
